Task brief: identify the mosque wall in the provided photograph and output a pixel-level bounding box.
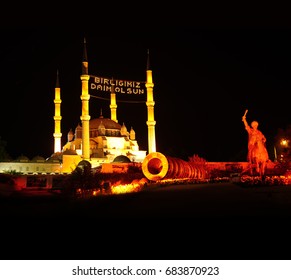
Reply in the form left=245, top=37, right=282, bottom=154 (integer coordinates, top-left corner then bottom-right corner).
left=0, top=161, right=62, bottom=174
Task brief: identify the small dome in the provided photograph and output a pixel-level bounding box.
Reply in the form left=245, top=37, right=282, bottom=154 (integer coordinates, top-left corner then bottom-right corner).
left=32, top=155, right=45, bottom=162
left=76, top=160, right=92, bottom=172
left=75, top=124, right=82, bottom=138
left=120, top=122, right=128, bottom=136
left=130, top=127, right=136, bottom=140
left=17, top=155, right=29, bottom=161
left=113, top=155, right=131, bottom=163
left=68, top=128, right=74, bottom=141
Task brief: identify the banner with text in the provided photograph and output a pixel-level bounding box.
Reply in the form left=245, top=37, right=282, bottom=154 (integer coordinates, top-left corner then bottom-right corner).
left=89, top=76, right=146, bottom=102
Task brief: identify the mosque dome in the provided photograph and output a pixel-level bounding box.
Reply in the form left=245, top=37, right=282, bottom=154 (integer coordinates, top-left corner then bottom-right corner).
left=73, top=115, right=122, bottom=139
left=90, top=117, right=121, bottom=130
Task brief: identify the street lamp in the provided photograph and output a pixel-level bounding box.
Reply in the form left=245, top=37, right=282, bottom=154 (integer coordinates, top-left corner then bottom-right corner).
left=280, top=138, right=289, bottom=162
left=281, top=138, right=288, bottom=147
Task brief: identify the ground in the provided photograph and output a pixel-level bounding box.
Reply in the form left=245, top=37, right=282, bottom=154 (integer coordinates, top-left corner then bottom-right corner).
left=1, top=181, right=290, bottom=260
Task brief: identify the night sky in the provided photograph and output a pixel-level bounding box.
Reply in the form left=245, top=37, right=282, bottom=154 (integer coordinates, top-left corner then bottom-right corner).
left=1, top=25, right=291, bottom=162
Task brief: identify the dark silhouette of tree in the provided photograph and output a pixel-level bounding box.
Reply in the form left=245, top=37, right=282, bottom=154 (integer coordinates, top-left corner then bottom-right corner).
left=62, top=160, right=99, bottom=198
left=0, top=136, right=11, bottom=160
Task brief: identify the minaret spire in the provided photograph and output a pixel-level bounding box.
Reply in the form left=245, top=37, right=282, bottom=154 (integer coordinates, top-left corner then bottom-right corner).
left=53, top=69, right=62, bottom=153
left=146, top=49, right=150, bottom=70
left=80, top=37, right=91, bottom=160
left=55, top=69, right=60, bottom=88
left=145, top=48, right=156, bottom=153
left=82, top=37, right=88, bottom=74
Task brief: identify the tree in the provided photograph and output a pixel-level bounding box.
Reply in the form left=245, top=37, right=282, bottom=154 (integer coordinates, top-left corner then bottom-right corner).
left=62, top=160, right=98, bottom=198
left=0, top=136, right=11, bottom=160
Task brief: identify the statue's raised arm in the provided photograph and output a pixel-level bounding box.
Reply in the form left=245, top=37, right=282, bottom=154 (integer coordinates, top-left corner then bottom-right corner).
left=242, top=109, right=248, bottom=127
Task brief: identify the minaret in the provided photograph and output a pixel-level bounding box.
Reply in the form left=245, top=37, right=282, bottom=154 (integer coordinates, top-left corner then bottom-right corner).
left=53, top=69, right=62, bottom=153
left=80, top=38, right=91, bottom=161
left=145, top=49, right=156, bottom=153
left=110, top=79, right=118, bottom=123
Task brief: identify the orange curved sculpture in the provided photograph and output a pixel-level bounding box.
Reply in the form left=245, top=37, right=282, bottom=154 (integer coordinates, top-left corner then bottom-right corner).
left=142, top=152, right=204, bottom=181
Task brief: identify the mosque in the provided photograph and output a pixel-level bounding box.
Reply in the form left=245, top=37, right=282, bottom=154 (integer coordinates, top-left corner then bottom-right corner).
left=0, top=39, right=157, bottom=174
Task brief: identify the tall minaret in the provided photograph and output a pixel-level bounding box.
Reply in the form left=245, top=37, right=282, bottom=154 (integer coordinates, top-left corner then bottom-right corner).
left=53, top=69, right=62, bottom=153
left=145, top=49, right=156, bottom=153
left=110, top=79, right=118, bottom=123
left=80, top=38, right=91, bottom=161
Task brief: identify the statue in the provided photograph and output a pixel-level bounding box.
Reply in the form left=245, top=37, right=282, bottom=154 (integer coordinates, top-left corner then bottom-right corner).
left=242, top=109, right=269, bottom=177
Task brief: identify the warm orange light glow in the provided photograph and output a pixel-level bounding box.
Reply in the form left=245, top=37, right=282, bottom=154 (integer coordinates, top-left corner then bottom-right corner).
left=281, top=139, right=288, bottom=147
left=111, top=183, right=142, bottom=194
left=240, top=175, right=291, bottom=185
left=92, top=190, right=99, bottom=196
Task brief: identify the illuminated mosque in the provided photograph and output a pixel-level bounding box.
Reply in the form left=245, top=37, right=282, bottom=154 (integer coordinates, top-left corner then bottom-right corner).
left=55, top=39, right=156, bottom=172
left=0, top=38, right=156, bottom=174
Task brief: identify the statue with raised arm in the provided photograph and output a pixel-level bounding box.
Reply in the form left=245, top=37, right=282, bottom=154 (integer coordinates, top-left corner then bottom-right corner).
left=242, top=109, right=269, bottom=177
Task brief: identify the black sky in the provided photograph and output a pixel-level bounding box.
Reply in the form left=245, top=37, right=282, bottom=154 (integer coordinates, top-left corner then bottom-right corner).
left=1, top=25, right=291, bottom=162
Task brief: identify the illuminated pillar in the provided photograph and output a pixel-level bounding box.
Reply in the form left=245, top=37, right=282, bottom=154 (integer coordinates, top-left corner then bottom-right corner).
left=53, top=70, right=62, bottom=153
left=145, top=49, right=156, bottom=153
left=110, top=82, right=118, bottom=123
left=80, top=38, right=91, bottom=161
